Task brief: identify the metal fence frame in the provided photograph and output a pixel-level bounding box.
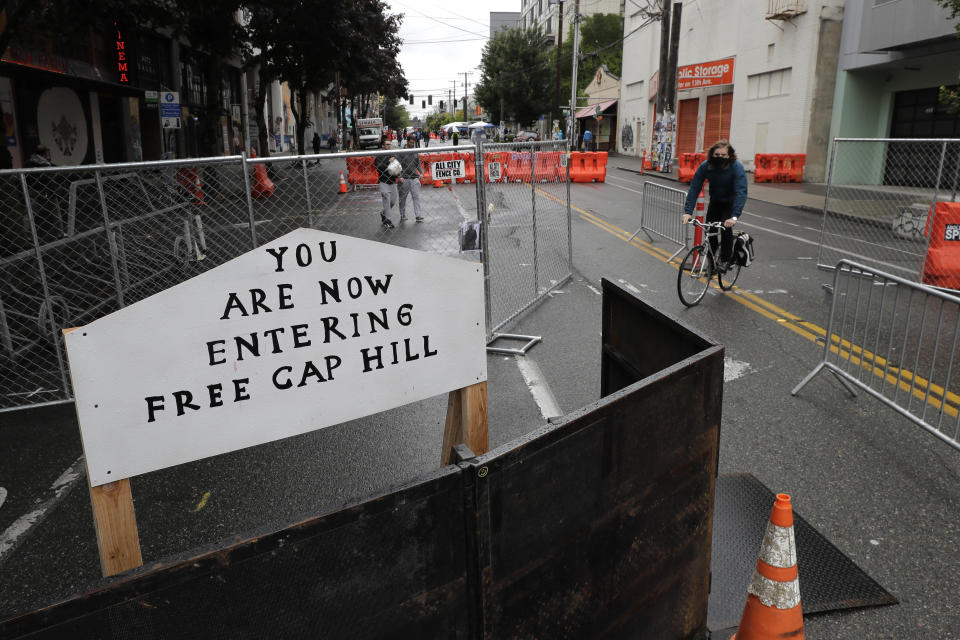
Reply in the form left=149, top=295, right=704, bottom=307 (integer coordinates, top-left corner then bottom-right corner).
left=0, top=141, right=572, bottom=412
left=627, top=180, right=689, bottom=260
left=793, top=259, right=960, bottom=452
left=817, top=138, right=960, bottom=285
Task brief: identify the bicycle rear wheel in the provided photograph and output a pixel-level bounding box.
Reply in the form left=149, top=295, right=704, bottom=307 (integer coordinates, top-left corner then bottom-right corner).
left=718, top=259, right=741, bottom=290
left=678, top=246, right=712, bottom=307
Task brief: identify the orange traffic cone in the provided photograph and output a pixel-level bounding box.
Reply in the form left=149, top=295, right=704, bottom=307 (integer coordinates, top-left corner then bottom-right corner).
left=338, top=170, right=348, bottom=194
left=694, top=187, right=706, bottom=246
left=249, top=146, right=275, bottom=199
left=731, top=493, right=804, bottom=640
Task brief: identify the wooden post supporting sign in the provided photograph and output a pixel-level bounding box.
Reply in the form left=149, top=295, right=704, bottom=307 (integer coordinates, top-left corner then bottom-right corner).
left=441, top=381, right=488, bottom=466
left=64, top=327, right=143, bottom=577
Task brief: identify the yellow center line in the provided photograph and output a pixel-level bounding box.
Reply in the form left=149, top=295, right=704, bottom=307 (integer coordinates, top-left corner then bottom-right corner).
left=537, top=187, right=960, bottom=417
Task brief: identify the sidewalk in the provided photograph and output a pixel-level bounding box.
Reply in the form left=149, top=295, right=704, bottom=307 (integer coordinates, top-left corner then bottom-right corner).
left=608, top=154, right=827, bottom=213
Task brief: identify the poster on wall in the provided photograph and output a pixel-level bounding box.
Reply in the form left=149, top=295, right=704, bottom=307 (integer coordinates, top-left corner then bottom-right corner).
left=0, top=76, right=21, bottom=167
left=35, top=87, right=91, bottom=166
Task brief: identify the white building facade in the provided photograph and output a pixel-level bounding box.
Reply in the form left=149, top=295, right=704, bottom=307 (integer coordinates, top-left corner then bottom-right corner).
left=520, top=0, right=623, bottom=42
left=618, top=0, right=844, bottom=180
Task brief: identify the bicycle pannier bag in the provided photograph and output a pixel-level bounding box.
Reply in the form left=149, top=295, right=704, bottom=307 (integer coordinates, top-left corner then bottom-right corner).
left=734, top=232, right=755, bottom=267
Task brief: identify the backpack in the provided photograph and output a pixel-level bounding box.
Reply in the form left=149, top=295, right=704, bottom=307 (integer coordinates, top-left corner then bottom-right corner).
left=734, top=232, right=755, bottom=266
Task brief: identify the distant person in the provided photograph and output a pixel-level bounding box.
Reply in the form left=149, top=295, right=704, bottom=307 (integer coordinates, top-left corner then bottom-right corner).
left=582, top=128, right=593, bottom=151
left=398, top=136, right=424, bottom=223
left=424, top=130, right=430, bottom=148
left=312, top=131, right=321, bottom=155
left=375, top=138, right=403, bottom=228
left=452, top=130, right=459, bottom=146
left=682, top=139, right=748, bottom=272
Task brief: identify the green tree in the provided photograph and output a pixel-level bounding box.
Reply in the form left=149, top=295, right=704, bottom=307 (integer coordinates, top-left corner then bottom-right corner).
left=474, top=27, right=552, bottom=127
left=938, top=0, right=960, bottom=113
left=558, top=13, right=624, bottom=111
left=425, top=112, right=454, bottom=133
left=384, top=100, right=411, bottom=130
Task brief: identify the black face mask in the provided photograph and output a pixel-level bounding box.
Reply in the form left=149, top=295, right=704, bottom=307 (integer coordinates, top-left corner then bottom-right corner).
left=710, top=157, right=731, bottom=170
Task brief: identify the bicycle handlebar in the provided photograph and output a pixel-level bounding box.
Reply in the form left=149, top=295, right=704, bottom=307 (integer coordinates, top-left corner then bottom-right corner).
left=684, top=218, right=724, bottom=229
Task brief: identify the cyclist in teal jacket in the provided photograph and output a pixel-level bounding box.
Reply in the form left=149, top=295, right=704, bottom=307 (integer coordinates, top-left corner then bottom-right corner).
left=682, top=140, right=748, bottom=270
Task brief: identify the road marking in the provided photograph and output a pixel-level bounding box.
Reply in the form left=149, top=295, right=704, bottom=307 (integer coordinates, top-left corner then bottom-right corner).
left=194, top=491, right=211, bottom=512
left=585, top=283, right=602, bottom=296
left=515, top=355, right=564, bottom=420
left=725, top=358, right=752, bottom=382
left=604, top=180, right=645, bottom=195
left=617, top=279, right=643, bottom=296
left=542, top=187, right=960, bottom=418
left=0, top=456, right=84, bottom=563
left=446, top=184, right=473, bottom=222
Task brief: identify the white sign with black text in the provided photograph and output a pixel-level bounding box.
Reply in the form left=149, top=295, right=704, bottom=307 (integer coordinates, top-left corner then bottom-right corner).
left=487, top=162, right=502, bottom=181
left=64, top=229, right=487, bottom=486
left=432, top=159, right=465, bottom=181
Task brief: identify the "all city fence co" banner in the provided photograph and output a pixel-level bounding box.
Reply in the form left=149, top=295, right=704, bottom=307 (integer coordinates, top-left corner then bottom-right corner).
left=432, top=159, right=465, bottom=181
left=64, top=229, right=487, bottom=486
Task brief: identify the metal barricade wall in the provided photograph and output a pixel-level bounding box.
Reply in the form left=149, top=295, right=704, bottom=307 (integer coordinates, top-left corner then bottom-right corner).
left=818, top=138, right=960, bottom=284
left=479, top=140, right=572, bottom=333
left=0, top=144, right=572, bottom=412
left=793, top=259, right=960, bottom=451
left=628, top=180, right=689, bottom=260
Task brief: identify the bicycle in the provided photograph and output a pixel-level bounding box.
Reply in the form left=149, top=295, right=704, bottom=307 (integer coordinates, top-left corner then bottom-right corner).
left=676, top=219, right=742, bottom=307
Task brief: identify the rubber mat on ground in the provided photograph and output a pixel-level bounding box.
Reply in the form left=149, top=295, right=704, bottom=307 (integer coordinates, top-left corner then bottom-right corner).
left=708, top=473, right=897, bottom=636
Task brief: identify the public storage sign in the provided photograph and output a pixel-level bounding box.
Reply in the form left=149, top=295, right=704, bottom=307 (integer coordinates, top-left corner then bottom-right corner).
left=676, top=57, right=735, bottom=91
left=64, top=228, right=487, bottom=486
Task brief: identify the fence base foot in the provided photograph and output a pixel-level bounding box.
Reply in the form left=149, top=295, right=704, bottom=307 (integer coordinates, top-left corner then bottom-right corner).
left=486, top=333, right=541, bottom=355
left=792, top=362, right=857, bottom=398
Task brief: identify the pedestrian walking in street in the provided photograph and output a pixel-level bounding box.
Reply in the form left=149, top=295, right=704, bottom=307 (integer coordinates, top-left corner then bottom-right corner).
left=398, top=136, right=424, bottom=223
left=424, top=130, right=430, bottom=148
left=452, top=130, right=459, bottom=146
left=375, top=138, right=403, bottom=228
left=312, top=131, right=322, bottom=155
left=682, top=139, right=748, bottom=271
left=582, top=128, right=593, bottom=151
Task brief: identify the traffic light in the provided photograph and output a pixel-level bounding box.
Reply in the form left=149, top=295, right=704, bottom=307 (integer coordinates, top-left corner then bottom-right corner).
left=422, top=100, right=426, bottom=109
left=428, top=95, right=432, bottom=105
left=439, top=100, right=444, bottom=110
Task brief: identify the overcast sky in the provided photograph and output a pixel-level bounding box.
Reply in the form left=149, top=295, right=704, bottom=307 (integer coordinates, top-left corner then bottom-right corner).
left=386, top=0, right=519, bottom=121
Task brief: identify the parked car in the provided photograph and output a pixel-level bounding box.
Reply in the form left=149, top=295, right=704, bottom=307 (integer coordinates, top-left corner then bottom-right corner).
left=514, top=131, right=540, bottom=142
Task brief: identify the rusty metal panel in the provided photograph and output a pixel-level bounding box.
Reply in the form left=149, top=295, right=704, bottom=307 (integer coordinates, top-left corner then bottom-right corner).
left=470, top=280, right=723, bottom=639
left=0, top=466, right=472, bottom=640
left=601, top=277, right=718, bottom=396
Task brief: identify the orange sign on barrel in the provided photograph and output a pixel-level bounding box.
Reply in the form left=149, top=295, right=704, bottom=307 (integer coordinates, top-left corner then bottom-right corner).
left=677, top=57, right=735, bottom=91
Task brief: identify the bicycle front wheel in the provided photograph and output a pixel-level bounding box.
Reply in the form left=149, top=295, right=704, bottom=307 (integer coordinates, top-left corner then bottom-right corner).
left=718, top=259, right=741, bottom=290
left=678, top=246, right=712, bottom=307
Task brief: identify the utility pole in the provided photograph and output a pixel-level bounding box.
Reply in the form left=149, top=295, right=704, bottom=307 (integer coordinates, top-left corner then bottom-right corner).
left=656, top=2, right=671, bottom=117
left=567, top=0, right=580, bottom=144
left=554, top=0, right=564, bottom=128
left=462, top=72, right=471, bottom=118
left=666, top=2, right=682, bottom=115
left=452, top=81, right=457, bottom=117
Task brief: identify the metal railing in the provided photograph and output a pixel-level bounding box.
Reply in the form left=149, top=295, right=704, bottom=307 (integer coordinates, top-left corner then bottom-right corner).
left=0, top=140, right=572, bottom=412
left=818, top=138, right=960, bottom=286
left=627, top=180, right=689, bottom=260
left=793, top=259, right=960, bottom=452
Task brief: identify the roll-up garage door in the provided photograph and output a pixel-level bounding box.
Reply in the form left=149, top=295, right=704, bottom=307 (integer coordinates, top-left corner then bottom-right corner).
left=704, top=93, right=733, bottom=147
left=676, top=98, right=699, bottom=155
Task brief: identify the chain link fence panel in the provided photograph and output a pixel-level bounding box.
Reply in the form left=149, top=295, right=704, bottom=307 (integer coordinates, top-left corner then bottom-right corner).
left=0, top=142, right=572, bottom=412
left=818, top=138, right=960, bottom=284
left=481, top=140, right=572, bottom=332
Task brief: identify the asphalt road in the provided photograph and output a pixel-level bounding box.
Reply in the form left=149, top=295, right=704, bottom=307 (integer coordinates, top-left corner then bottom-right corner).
left=3, top=167, right=960, bottom=639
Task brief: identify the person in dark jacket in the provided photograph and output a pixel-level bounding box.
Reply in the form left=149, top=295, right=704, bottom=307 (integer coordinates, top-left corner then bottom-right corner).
left=451, top=130, right=459, bottom=146
left=682, top=139, right=748, bottom=270
left=374, top=138, right=402, bottom=228
left=312, top=132, right=322, bottom=155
